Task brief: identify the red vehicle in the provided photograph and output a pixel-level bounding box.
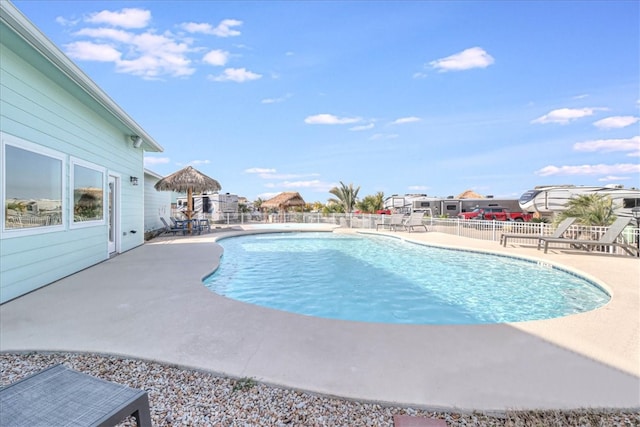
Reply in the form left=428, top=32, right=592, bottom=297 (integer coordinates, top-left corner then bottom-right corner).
left=354, top=209, right=392, bottom=215
left=457, top=206, right=533, bottom=222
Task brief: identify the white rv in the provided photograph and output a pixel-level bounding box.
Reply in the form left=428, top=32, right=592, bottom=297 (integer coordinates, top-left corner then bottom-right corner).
left=176, top=193, right=239, bottom=221
left=518, top=185, right=640, bottom=218
left=384, top=194, right=523, bottom=217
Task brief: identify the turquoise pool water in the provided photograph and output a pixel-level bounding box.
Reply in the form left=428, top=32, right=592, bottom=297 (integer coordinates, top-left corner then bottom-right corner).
left=204, top=232, right=610, bottom=324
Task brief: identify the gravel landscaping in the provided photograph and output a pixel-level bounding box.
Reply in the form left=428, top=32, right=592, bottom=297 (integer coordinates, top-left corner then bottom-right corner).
left=1, top=352, right=637, bottom=426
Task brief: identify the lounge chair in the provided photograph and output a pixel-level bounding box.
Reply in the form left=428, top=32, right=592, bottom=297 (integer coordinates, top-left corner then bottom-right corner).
left=376, top=213, right=405, bottom=231
left=500, top=217, right=577, bottom=247
left=160, top=217, right=186, bottom=235
left=539, top=217, right=637, bottom=255
left=401, top=212, right=428, bottom=232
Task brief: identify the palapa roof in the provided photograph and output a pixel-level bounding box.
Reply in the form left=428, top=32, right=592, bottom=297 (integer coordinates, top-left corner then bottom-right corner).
left=261, top=192, right=306, bottom=209
left=154, top=166, right=221, bottom=193
left=456, top=189, right=484, bottom=199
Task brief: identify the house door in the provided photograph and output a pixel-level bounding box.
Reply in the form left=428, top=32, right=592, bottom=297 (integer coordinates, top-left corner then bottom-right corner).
left=108, top=175, right=120, bottom=254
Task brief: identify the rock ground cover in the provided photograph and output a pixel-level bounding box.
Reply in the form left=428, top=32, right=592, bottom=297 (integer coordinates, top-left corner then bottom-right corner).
left=1, top=352, right=637, bottom=427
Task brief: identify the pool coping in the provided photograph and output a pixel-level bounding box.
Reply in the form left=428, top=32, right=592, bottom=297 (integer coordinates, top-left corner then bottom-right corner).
left=1, top=227, right=638, bottom=412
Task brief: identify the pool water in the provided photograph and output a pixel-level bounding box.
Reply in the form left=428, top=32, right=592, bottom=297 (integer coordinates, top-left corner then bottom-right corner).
left=204, top=232, right=610, bottom=324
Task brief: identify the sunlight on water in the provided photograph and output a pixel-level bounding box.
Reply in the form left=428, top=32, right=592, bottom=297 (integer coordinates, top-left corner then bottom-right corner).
left=204, top=232, right=610, bottom=325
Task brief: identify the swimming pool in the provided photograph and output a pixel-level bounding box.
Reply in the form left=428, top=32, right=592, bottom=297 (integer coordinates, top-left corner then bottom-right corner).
left=204, top=232, right=610, bottom=324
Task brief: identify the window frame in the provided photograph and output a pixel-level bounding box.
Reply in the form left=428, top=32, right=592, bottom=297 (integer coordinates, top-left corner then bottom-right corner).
left=69, top=157, right=106, bottom=229
left=1, top=132, right=67, bottom=238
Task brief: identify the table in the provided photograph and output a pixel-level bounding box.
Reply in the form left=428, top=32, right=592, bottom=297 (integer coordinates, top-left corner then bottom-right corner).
left=0, top=364, right=152, bottom=427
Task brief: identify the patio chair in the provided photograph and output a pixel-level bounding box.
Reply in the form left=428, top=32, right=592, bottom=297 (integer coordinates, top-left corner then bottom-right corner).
left=539, top=217, right=637, bottom=255
left=500, top=217, right=577, bottom=247
left=401, top=212, right=428, bottom=232
left=195, top=218, right=211, bottom=233
left=376, top=213, right=404, bottom=231
left=160, top=217, right=186, bottom=235
left=0, top=364, right=152, bottom=427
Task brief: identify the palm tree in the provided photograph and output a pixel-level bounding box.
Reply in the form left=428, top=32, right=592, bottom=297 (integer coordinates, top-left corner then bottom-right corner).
left=556, top=194, right=617, bottom=226
left=356, top=192, right=385, bottom=213
left=328, top=182, right=360, bottom=213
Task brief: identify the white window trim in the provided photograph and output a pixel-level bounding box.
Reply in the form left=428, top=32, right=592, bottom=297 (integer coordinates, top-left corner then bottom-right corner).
left=1, top=132, right=67, bottom=238
left=70, top=157, right=106, bottom=229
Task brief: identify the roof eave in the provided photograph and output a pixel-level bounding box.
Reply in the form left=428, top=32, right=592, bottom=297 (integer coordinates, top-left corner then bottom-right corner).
left=0, top=1, right=163, bottom=153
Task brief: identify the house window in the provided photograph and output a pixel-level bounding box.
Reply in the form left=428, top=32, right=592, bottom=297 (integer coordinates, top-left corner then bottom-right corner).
left=71, top=159, right=105, bottom=224
left=3, top=136, right=64, bottom=233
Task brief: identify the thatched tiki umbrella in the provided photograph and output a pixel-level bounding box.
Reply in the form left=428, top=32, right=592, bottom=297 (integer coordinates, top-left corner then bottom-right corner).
left=457, top=189, right=484, bottom=199
left=154, top=166, right=221, bottom=229
left=261, top=192, right=306, bottom=222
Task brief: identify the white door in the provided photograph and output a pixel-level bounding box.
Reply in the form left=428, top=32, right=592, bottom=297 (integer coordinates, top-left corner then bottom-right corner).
left=108, top=175, right=119, bottom=254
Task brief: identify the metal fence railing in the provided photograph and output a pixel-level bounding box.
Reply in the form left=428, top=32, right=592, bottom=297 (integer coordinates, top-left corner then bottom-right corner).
left=169, top=210, right=640, bottom=256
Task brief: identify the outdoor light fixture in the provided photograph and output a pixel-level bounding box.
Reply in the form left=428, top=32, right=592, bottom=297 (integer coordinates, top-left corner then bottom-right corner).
left=130, top=135, right=142, bottom=148
left=130, top=176, right=139, bottom=186
left=632, top=207, right=640, bottom=257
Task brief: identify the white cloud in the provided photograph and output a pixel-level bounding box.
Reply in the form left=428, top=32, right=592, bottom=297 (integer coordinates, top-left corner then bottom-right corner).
left=245, top=168, right=277, bottom=174
left=86, top=8, right=151, bottom=29
left=350, top=123, right=375, bottom=131
left=593, top=116, right=639, bottom=130
left=144, top=157, right=170, bottom=166
left=202, top=49, right=229, bottom=66
left=190, top=160, right=211, bottom=165
left=535, top=163, right=640, bottom=176
left=304, top=114, right=361, bottom=125
left=531, top=107, right=605, bottom=125
left=408, top=185, right=429, bottom=191
left=413, top=71, right=428, bottom=79
left=74, top=27, right=133, bottom=43
left=65, top=41, right=122, bottom=62
left=573, top=136, right=640, bottom=155
left=597, top=176, right=629, bottom=182
left=208, top=68, right=262, bottom=82
left=57, top=9, right=251, bottom=80
left=429, top=47, right=494, bottom=72
left=65, top=26, right=196, bottom=78
left=261, top=93, right=292, bottom=104
left=392, top=116, right=421, bottom=125
left=181, top=19, right=242, bottom=37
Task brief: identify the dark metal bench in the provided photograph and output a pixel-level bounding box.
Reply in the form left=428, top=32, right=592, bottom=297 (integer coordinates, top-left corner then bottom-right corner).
left=0, top=364, right=152, bottom=426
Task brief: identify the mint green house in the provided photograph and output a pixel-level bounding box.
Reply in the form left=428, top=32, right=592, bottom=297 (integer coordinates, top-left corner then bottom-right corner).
left=0, top=2, right=163, bottom=303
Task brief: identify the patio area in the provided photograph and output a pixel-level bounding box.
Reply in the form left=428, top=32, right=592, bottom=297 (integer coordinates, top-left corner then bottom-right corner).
left=0, top=227, right=638, bottom=412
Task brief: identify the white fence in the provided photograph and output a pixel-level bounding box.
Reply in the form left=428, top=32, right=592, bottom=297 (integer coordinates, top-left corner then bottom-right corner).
left=187, top=211, right=640, bottom=256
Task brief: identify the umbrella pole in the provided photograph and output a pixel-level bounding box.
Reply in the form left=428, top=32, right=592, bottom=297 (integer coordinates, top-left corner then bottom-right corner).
left=187, top=188, right=193, bottom=232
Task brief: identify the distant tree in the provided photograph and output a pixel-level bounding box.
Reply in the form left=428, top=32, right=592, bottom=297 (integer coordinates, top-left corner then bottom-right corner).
left=322, top=201, right=344, bottom=214
left=556, top=194, right=617, bottom=226
left=356, top=192, right=385, bottom=213
left=253, top=198, right=264, bottom=210
left=328, top=182, right=360, bottom=213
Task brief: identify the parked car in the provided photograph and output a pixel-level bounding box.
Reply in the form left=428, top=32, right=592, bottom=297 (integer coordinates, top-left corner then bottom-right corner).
left=457, top=207, right=533, bottom=222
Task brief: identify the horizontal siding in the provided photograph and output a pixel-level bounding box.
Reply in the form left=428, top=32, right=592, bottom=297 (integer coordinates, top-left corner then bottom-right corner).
left=0, top=33, right=146, bottom=302
left=144, top=174, right=171, bottom=232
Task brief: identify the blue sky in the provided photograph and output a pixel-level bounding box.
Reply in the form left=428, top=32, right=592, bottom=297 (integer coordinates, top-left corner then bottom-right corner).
left=13, top=0, right=640, bottom=203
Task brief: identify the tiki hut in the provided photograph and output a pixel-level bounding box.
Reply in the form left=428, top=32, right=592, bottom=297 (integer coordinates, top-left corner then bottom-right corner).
left=154, top=166, right=221, bottom=223
left=261, top=192, right=306, bottom=222
left=457, top=189, right=484, bottom=199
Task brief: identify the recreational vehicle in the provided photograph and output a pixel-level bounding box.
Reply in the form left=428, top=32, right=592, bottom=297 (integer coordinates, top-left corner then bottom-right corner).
left=176, top=193, right=239, bottom=222
left=518, top=185, right=640, bottom=219
left=384, top=194, right=523, bottom=217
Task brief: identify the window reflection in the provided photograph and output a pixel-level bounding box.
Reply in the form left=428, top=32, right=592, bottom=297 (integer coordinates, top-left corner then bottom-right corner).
left=73, top=164, right=103, bottom=222
left=5, top=145, right=63, bottom=229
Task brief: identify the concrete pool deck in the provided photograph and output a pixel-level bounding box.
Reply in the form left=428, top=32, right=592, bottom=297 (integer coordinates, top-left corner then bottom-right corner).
left=1, top=226, right=638, bottom=412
